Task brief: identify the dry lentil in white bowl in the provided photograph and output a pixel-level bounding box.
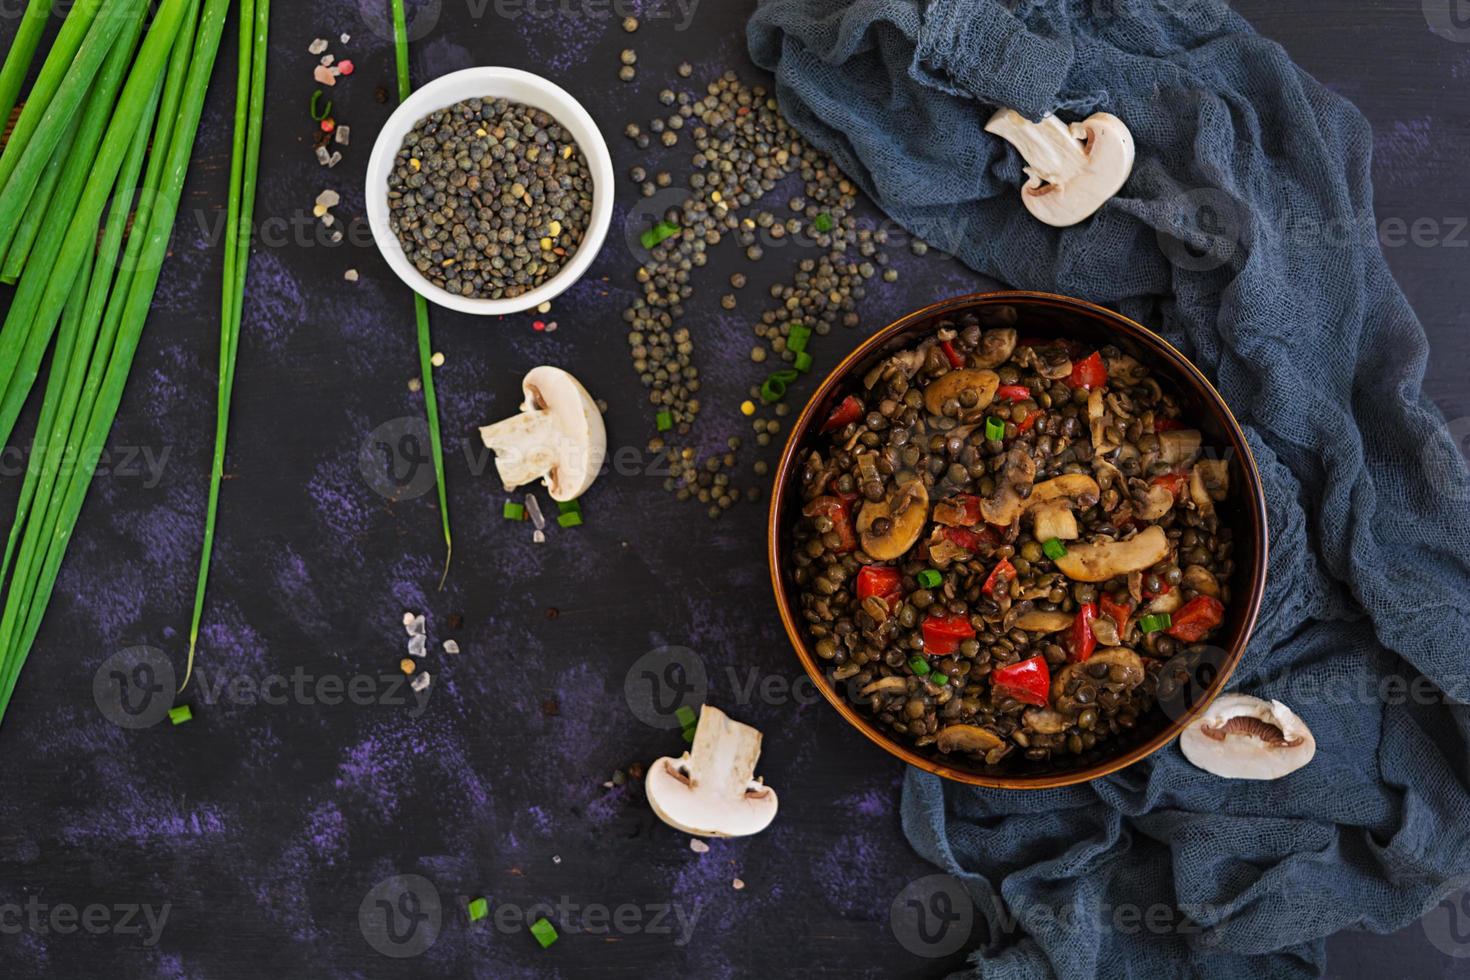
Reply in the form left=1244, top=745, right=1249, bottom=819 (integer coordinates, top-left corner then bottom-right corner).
left=366, top=67, right=614, bottom=316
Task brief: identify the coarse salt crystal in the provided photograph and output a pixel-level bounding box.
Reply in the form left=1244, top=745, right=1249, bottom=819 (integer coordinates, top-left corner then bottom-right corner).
left=315, top=146, right=332, bottom=165
left=320, top=54, right=335, bottom=67
left=340, top=33, right=351, bottom=44
left=322, top=214, right=335, bottom=227
left=335, top=126, right=351, bottom=146
left=533, top=530, right=546, bottom=544
left=308, top=38, right=328, bottom=54
left=689, top=839, right=710, bottom=853
left=314, top=65, right=337, bottom=86
left=411, top=672, right=431, bottom=692
left=316, top=189, right=341, bottom=208
left=331, top=230, right=343, bottom=242
left=732, top=878, right=745, bottom=890
left=345, top=269, right=359, bottom=282
left=552, top=855, right=561, bottom=864
left=443, top=639, right=460, bottom=654
left=402, top=611, right=416, bottom=627
left=326, top=152, right=343, bottom=168
left=524, top=495, right=546, bottom=531
left=406, top=614, right=426, bottom=637
left=408, top=634, right=427, bottom=658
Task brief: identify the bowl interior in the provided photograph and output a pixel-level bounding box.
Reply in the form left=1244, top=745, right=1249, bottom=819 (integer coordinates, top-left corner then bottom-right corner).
left=365, top=67, right=615, bottom=317
left=768, top=292, right=1269, bottom=788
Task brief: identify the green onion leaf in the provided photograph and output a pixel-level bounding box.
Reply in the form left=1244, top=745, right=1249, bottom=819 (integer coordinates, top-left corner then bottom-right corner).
left=557, top=512, right=582, bottom=528
left=1139, top=613, right=1173, bottom=634
left=760, top=377, right=786, bottom=404
left=675, top=705, right=697, bottom=728
left=503, top=502, right=526, bottom=521
left=908, top=655, right=931, bottom=676
left=557, top=499, right=581, bottom=514
left=681, top=726, right=696, bottom=743
left=467, top=898, right=489, bottom=922
left=530, top=917, right=559, bottom=948
left=794, top=351, right=813, bottom=373
left=917, top=569, right=942, bottom=589
left=985, top=417, right=1006, bottom=442
left=309, top=88, right=331, bottom=121
left=932, top=673, right=950, bottom=687
left=640, top=220, right=679, bottom=250
left=656, top=410, right=673, bottom=431
left=1042, top=538, right=1068, bottom=560
left=772, top=369, right=799, bottom=384
left=787, top=323, right=811, bottom=353
left=169, top=705, right=193, bottom=726
left=813, top=212, right=833, bottom=233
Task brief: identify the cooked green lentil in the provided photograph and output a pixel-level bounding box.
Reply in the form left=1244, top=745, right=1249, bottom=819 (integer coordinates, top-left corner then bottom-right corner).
left=788, top=319, right=1235, bottom=768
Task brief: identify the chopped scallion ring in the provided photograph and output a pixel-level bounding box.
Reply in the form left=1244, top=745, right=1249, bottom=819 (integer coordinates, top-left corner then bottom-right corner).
left=932, top=672, right=950, bottom=686
left=1139, top=613, right=1173, bottom=634
left=787, top=323, right=811, bottom=352
left=793, top=351, right=812, bottom=373
left=503, top=502, right=526, bottom=521
left=813, top=212, right=833, bottom=233
left=908, top=655, right=931, bottom=676
left=530, top=917, right=559, bottom=948
left=557, top=499, right=581, bottom=515
left=985, top=416, right=1006, bottom=442
left=917, top=569, right=942, bottom=589
left=656, top=410, right=673, bottom=432
left=675, top=705, right=697, bottom=728
left=640, top=220, right=679, bottom=250
left=1042, top=538, right=1068, bottom=560
left=169, top=705, right=193, bottom=726
left=557, top=512, right=582, bottom=528
left=467, top=898, right=489, bottom=922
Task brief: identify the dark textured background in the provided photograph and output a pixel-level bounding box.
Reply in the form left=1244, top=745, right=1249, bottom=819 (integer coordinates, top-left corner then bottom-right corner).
left=0, top=0, right=1466, bottom=977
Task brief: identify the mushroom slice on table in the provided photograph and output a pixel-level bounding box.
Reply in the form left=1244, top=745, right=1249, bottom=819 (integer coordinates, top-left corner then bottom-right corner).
left=478, top=366, right=607, bottom=502
left=1054, top=525, right=1170, bottom=582
left=645, top=705, right=779, bottom=838
left=1180, top=694, right=1316, bottom=780
left=984, top=108, right=1136, bottom=227
left=857, top=479, right=929, bottom=560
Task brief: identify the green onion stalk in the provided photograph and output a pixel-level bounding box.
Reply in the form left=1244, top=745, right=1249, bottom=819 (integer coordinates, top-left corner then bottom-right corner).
left=391, top=0, right=454, bottom=590
left=0, top=0, right=230, bottom=723
left=183, top=0, right=270, bottom=692
left=0, top=0, right=55, bottom=132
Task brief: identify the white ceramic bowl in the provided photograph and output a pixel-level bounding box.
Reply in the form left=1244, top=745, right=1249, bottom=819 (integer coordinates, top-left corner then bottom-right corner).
left=366, top=67, right=614, bottom=316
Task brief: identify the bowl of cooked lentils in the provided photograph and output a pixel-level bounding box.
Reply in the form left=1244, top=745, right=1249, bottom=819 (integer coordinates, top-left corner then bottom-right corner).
left=768, top=291, right=1270, bottom=788
left=366, top=67, right=614, bottom=315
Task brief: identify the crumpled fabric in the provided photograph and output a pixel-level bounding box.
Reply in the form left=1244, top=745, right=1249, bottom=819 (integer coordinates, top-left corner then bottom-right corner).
left=748, top=1, right=1470, bottom=976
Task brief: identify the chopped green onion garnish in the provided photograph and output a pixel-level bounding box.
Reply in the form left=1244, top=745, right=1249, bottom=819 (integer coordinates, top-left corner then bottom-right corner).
left=681, top=726, right=696, bottom=743
left=787, top=323, right=811, bottom=353
left=503, top=501, right=525, bottom=521
left=932, top=672, right=950, bottom=686
left=675, top=705, right=697, bottom=728
left=169, top=705, right=192, bottom=726
left=760, top=378, right=786, bottom=403
left=794, top=351, right=813, bottom=373
left=1139, top=613, right=1173, bottom=634
left=814, top=212, right=833, bottom=233
left=530, top=917, right=559, bottom=948
left=557, top=499, right=581, bottom=515
left=917, top=569, right=942, bottom=589
left=1042, top=538, right=1068, bottom=560
left=467, top=898, right=489, bottom=922
left=908, top=655, right=931, bottom=676
left=985, top=416, right=1006, bottom=442
left=640, top=220, right=679, bottom=250
left=310, top=89, right=332, bottom=121
left=656, top=410, right=673, bottom=431
left=557, top=512, right=582, bottom=528
left=773, top=369, right=799, bottom=384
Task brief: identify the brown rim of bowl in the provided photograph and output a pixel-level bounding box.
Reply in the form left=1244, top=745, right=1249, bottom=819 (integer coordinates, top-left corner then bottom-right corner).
left=766, top=290, right=1270, bottom=789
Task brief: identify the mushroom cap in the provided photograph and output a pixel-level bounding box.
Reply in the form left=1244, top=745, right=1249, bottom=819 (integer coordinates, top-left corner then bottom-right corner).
left=1055, top=525, right=1170, bottom=582
left=985, top=109, right=1136, bottom=228
left=521, top=367, right=606, bottom=501
left=1180, top=694, right=1316, bottom=780
left=644, top=705, right=779, bottom=838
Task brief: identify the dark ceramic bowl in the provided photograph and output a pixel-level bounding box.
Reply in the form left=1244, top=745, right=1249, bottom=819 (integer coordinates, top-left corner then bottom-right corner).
left=767, top=291, right=1269, bottom=788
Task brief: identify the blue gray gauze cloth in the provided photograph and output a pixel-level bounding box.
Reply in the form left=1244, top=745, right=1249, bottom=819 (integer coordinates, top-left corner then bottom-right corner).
left=748, top=1, right=1470, bottom=976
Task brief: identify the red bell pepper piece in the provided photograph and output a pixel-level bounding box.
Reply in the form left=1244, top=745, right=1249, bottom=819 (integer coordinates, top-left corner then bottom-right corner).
left=820, top=395, right=864, bottom=433
left=981, top=558, right=1016, bottom=596
left=996, top=384, right=1032, bottom=403
left=856, top=565, right=903, bottom=609
left=941, top=526, right=988, bottom=552
left=934, top=494, right=983, bottom=527
left=940, top=340, right=965, bottom=369
left=1099, top=593, right=1133, bottom=633
left=990, top=656, right=1051, bottom=707
left=1016, top=409, right=1042, bottom=434
left=1153, top=417, right=1185, bottom=432
left=922, top=613, right=976, bottom=655
left=1151, top=472, right=1189, bottom=498
left=1167, top=596, right=1226, bottom=642
left=804, top=495, right=857, bottom=553
left=1067, top=351, right=1109, bottom=391
left=1068, top=603, right=1098, bottom=662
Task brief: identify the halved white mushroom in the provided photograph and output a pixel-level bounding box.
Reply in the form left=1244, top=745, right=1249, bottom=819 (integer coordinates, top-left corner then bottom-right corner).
left=979, top=448, right=1036, bottom=526
left=857, top=479, right=929, bottom=560
left=1054, top=525, right=1170, bottom=582
left=1014, top=610, right=1074, bottom=634
left=1105, top=352, right=1148, bottom=386
left=478, top=366, right=607, bottom=502
left=1088, top=388, right=1114, bottom=454
left=1181, top=565, right=1221, bottom=598
left=1158, top=429, right=1202, bottom=467
left=1180, top=694, right=1316, bottom=781
left=935, top=724, right=1004, bottom=755
left=1026, top=474, right=1101, bottom=512
left=1134, top=483, right=1176, bottom=521
left=1031, top=500, right=1079, bottom=542
left=984, top=108, right=1136, bottom=227
left=970, top=328, right=1018, bottom=369
left=1022, top=708, right=1069, bottom=735
left=645, top=705, right=779, bottom=838
left=859, top=676, right=909, bottom=698
left=923, top=368, right=1000, bottom=419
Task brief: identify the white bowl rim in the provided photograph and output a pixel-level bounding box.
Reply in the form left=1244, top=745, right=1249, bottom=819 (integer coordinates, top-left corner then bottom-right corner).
left=365, top=66, right=614, bottom=317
